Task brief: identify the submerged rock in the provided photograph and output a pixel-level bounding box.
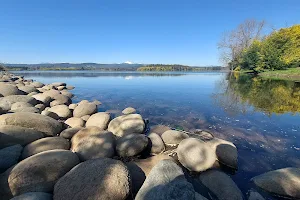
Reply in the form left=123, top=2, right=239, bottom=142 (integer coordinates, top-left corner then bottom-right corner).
left=53, top=158, right=130, bottom=200
left=150, top=125, right=171, bottom=136
left=71, top=127, right=115, bottom=161
left=116, top=134, right=149, bottom=157
left=108, top=114, right=145, bottom=137
left=10, top=192, right=52, bottom=200
left=252, top=167, right=300, bottom=199
left=135, top=159, right=195, bottom=200
left=0, top=113, right=63, bottom=136
left=21, top=137, right=70, bottom=159
left=199, top=170, right=244, bottom=200
left=161, top=130, right=189, bottom=145
left=177, top=138, right=216, bottom=172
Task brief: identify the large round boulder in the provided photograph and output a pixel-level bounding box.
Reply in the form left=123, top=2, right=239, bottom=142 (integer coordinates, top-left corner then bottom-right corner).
left=177, top=138, right=216, bottom=172
left=73, top=102, right=97, bottom=118
left=53, top=158, right=130, bottom=200
left=85, top=112, right=110, bottom=130
left=251, top=168, right=300, bottom=199
left=148, top=132, right=165, bottom=154
left=10, top=192, right=52, bottom=200
left=122, top=107, right=136, bottom=115
left=60, top=90, right=73, bottom=98
left=8, top=150, right=80, bottom=196
left=64, top=117, right=85, bottom=128
left=43, top=89, right=61, bottom=98
left=161, top=130, right=189, bottom=145
left=108, top=114, right=145, bottom=137
left=0, top=95, right=38, bottom=111
left=199, top=170, right=244, bottom=200
left=0, top=125, right=45, bottom=148
left=135, top=159, right=195, bottom=200
left=71, top=127, right=115, bottom=161
left=32, top=94, right=52, bottom=106
left=206, top=138, right=238, bottom=169
left=10, top=107, right=40, bottom=113
left=0, top=113, right=63, bottom=136
left=0, top=83, right=25, bottom=96
left=0, top=144, right=23, bottom=173
left=50, top=94, right=71, bottom=107
left=48, top=105, right=72, bottom=120
left=18, top=86, right=38, bottom=94
left=59, top=127, right=82, bottom=139
left=150, top=125, right=171, bottom=136
left=11, top=102, right=34, bottom=110
left=31, top=82, right=44, bottom=88
left=21, top=137, right=70, bottom=159
left=116, top=134, right=149, bottom=157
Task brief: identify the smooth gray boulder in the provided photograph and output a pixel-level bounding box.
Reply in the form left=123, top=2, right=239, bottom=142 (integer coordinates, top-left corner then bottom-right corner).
left=177, top=138, right=216, bottom=172
left=59, top=127, right=82, bottom=139
left=71, top=127, right=115, bottom=161
left=0, top=125, right=45, bottom=148
left=50, top=94, right=71, bottom=107
left=64, top=117, right=85, bottom=128
left=0, top=83, right=24, bottom=96
left=10, top=107, right=40, bottom=113
left=0, top=144, right=22, bottom=173
left=51, top=82, right=66, bottom=87
left=122, top=107, right=136, bottom=115
left=53, top=158, right=130, bottom=200
left=85, top=112, right=110, bottom=130
left=10, top=192, right=52, bottom=200
left=161, top=130, right=189, bottom=145
left=31, top=82, right=44, bottom=88
left=252, top=168, right=300, bottom=199
left=68, top=103, right=77, bottom=110
left=0, top=95, right=38, bottom=111
left=0, top=113, right=63, bottom=136
left=195, top=193, right=209, bottom=200
left=150, top=125, right=171, bottom=136
left=199, top=170, right=243, bottom=200
left=18, top=86, right=38, bottom=94
left=32, top=93, right=51, bottom=106
left=116, top=134, right=149, bottom=157
left=73, top=102, right=97, bottom=118
left=11, top=102, right=34, bottom=110
left=60, top=90, right=73, bottom=98
left=206, top=138, right=238, bottom=169
left=148, top=132, right=165, bottom=154
left=21, top=137, right=70, bottom=159
left=108, top=114, right=145, bottom=137
left=43, top=89, right=61, bottom=98
left=135, top=159, right=195, bottom=200
left=0, top=165, right=14, bottom=200
left=41, top=110, right=59, bottom=120
left=48, top=105, right=72, bottom=119
left=8, top=150, right=80, bottom=196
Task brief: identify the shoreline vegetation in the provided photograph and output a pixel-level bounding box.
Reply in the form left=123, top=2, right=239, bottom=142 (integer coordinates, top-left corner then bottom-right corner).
left=1, top=71, right=299, bottom=200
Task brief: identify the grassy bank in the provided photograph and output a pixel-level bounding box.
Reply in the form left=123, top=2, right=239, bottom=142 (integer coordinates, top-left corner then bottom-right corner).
left=259, top=68, right=300, bottom=81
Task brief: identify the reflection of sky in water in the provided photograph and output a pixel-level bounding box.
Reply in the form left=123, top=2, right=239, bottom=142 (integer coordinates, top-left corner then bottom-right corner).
left=15, top=71, right=300, bottom=196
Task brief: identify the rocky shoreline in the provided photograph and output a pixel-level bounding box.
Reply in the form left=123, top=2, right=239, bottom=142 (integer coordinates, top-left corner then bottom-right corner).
left=0, top=72, right=299, bottom=200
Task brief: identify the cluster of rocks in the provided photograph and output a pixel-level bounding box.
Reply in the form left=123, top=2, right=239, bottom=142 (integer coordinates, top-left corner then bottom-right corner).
left=1, top=72, right=300, bottom=200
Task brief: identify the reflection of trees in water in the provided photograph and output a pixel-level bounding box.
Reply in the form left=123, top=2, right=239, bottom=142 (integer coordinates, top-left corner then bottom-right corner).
left=213, top=73, right=300, bottom=115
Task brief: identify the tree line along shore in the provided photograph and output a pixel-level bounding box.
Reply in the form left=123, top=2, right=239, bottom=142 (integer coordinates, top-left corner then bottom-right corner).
left=1, top=71, right=300, bottom=200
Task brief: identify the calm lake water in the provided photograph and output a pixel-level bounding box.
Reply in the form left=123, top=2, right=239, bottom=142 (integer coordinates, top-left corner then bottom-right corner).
left=14, top=71, right=300, bottom=197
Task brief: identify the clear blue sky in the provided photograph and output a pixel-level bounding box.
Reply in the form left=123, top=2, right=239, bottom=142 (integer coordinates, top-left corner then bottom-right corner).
left=0, top=0, right=299, bottom=66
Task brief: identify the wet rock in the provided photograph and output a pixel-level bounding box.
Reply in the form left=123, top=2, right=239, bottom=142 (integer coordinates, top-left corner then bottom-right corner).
left=73, top=102, right=97, bottom=118
left=206, top=138, right=238, bottom=169
left=48, top=105, right=72, bottom=120
left=251, top=167, right=300, bottom=199
left=199, top=170, right=243, bottom=200
left=0, top=144, right=22, bottom=173
left=108, top=114, right=145, bottom=137
left=32, top=94, right=52, bottom=106
left=161, top=130, right=189, bottom=145
left=0, top=95, right=38, bottom=111
left=71, top=127, right=115, bottom=161
left=195, top=193, right=209, bottom=200
left=0, top=83, right=25, bottom=96
left=122, top=107, right=136, bottom=114
left=8, top=150, right=80, bottom=196
left=148, top=132, right=165, bottom=154
left=18, top=86, right=38, bottom=94
left=177, top=138, right=216, bottom=172
left=0, top=113, right=63, bottom=136
left=64, top=117, right=85, bottom=128
left=85, top=112, right=110, bottom=130
left=10, top=192, right=52, bottom=200
left=135, top=159, right=195, bottom=200
left=53, top=158, right=130, bottom=200
left=116, top=134, right=149, bottom=157
left=21, top=137, right=70, bottom=159
left=0, top=125, right=45, bottom=148
left=247, top=190, right=265, bottom=200
left=60, top=127, right=82, bottom=139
